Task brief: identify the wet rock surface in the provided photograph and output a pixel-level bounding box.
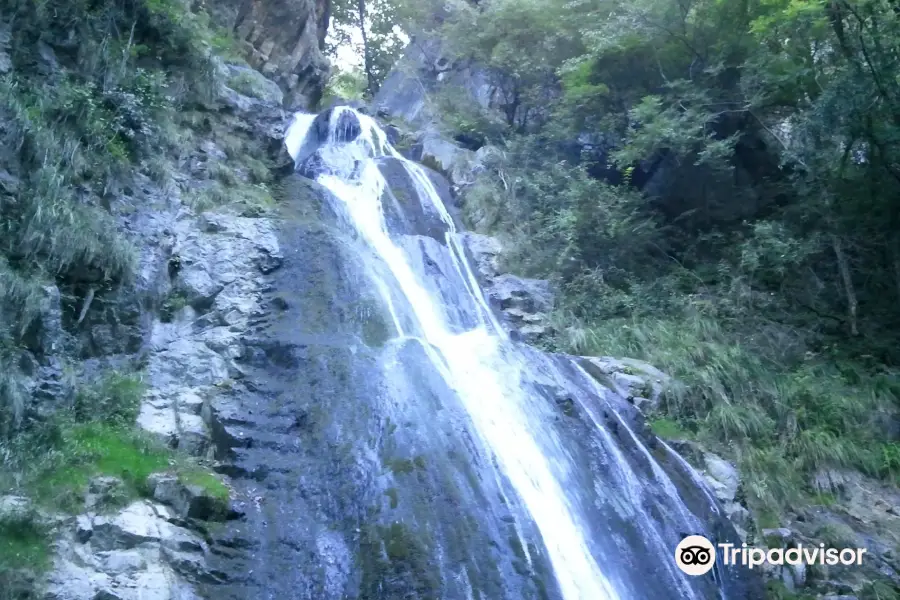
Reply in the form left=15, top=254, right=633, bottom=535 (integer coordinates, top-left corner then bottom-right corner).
left=139, top=210, right=281, bottom=457
left=189, top=106, right=766, bottom=600
left=460, top=232, right=555, bottom=343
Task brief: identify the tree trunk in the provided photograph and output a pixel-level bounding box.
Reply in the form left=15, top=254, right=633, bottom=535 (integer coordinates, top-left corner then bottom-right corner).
left=832, top=234, right=859, bottom=336
left=892, top=238, right=900, bottom=305
left=356, top=0, right=376, bottom=96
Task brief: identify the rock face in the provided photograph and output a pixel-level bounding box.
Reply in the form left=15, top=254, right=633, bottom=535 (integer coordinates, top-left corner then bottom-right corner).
left=24, top=55, right=292, bottom=600
left=374, top=38, right=496, bottom=128
left=140, top=210, right=283, bottom=456
left=211, top=0, right=331, bottom=108
left=460, top=232, right=555, bottom=343
left=45, top=500, right=216, bottom=600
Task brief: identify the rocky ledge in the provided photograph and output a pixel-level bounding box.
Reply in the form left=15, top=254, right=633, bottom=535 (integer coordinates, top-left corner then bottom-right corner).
left=461, top=232, right=556, bottom=344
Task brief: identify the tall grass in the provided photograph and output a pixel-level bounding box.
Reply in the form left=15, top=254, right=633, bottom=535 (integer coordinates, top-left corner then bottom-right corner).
left=557, top=309, right=900, bottom=510
left=457, top=135, right=900, bottom=514
left=0, top=0, right=237, bottom=437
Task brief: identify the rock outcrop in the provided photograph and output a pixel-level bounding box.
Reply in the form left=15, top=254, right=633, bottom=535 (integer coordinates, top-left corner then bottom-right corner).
left=460, top=233, right=555, bottom=343
left=139, top=211, right=282, bottom=457
left=211, top=0, right=331, bottom=109
left=45, top=500, right=217, bottom=600
left=23, top=50, right=293, bottom=600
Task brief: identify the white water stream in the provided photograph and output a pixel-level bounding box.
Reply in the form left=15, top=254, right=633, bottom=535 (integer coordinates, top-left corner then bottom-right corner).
left=286, top=108, right=621, bottom=600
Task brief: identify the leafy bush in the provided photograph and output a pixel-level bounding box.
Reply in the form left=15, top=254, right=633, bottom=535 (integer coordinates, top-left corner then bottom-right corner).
left=460, top=133, right=900, bottom=514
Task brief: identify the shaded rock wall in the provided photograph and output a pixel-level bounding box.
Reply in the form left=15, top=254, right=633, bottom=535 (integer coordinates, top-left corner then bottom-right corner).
left=30, top=54, right=298, bottom=600
left=211, top=0, right=331, bottom=109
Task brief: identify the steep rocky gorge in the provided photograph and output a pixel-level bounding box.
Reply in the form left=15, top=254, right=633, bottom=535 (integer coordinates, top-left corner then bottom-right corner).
left=1, top=3, right=897, bottom=600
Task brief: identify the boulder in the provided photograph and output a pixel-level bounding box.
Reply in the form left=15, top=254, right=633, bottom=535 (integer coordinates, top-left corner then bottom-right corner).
left=411, top=131, right=476, bottom=188
left=457, top=233, right=556, bottom=343
left=225, top=65, right=283, bottom=105
left=460, top=233, right=502, bottom=277
left=0, top=495, right=33, bottom=522
left=578, top=356, right=671, bottom=414
left=146, top=473, right=229, bottom=521
left=312, top=106, right=363, bottom=144
left=44, top=501, right=210, bottom=600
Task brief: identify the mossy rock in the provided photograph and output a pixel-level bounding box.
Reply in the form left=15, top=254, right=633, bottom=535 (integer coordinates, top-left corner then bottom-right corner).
left=358, top=522, right=441, bottom=598
left=226, top=66, right=283, bottom=105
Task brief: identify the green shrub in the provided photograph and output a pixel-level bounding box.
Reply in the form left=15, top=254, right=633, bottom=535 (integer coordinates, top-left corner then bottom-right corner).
left=73, top=372, right=146, bottom=428
left=559, top=310, right=898, bottom=510
left=0, top=510, right=51, bottom=589
left=463, top=140, right=900, bottom=514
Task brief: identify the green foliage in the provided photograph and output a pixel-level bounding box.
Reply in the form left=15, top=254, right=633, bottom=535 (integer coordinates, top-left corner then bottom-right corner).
left=178, top=469, right=230, bottom=503
left=327, top=0, right=411, bottom=96
left=649, top=417, right=690, bottom=440
left=860, top=580, right=900, bottom=600
left=430, top=85, right=509, bottom=145
left=322, top=69, right=369, bottom=105
left=0, top=364, right=225, bottom=513
left=73, top=372, right=146, bottom=428
left=0, top=510, right=51, bottom=594
left=439, top=0, right=900, bottom=518
left=766, top=580, right=816, bottom=600
left=28, top=422, right=171, bottom=511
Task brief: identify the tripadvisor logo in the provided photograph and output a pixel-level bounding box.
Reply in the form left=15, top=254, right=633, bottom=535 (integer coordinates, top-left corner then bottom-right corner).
left=675, top=535, right=868, bottom=576
left=676, top=535, right=717, bottom=576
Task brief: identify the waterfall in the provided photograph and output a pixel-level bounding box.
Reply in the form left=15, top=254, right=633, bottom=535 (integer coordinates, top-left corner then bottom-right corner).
left=275, top=107, right=751, bottom=600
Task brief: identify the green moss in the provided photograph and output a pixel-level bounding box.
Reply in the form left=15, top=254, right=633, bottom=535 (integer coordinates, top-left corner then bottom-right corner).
left=191, top=180, right=276, bottom=214
left=358, top=522, right=441, bottom=599
left=178, top=469, right=229, bottom=503
left=860, top=580, right=900, bottom=600
left=809, top=491, right=837, bottom=506
left=814, top=522, right=857, bottom=547
left=649, top=417, right=690, bottom=440
left=387, top=455, right=427, bottom=476
left=508, top=529, right=529, bottom=575
left=388, top=458, right=416, bottom=475
left=160, top=289, right=189, bottom=323
left=0, top=512, right=52, bottom=596
left=384, top=487, right=399, bottom=509
left=353, top=297, right=392, bottom=348
left=0, top=515, right=51, bottom=572
left=765, top=580, right=816, bottom=599
left=227, top=70, right=277, bottom=101
left=13, top=419, right=226, bottom=516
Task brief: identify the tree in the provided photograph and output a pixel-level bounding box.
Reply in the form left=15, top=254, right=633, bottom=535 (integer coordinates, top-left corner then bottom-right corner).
left=327, top=0, right=410, bottom=96
left=423, top=0, right=900, bottom=513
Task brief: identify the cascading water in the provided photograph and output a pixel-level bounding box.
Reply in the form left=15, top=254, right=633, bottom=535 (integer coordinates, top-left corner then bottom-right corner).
left=267, top=106, right=759, bottom=600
